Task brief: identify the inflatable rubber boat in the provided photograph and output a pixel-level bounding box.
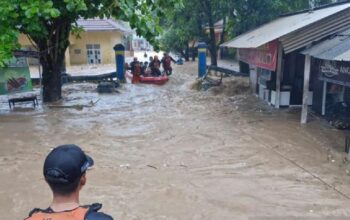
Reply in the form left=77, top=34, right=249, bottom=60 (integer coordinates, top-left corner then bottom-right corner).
left=125, top=70, right=169, bottom=85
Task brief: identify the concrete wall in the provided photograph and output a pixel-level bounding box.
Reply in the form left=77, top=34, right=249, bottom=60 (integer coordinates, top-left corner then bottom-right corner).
left=18, top=34, right=71, bottom=66
left=18, top=31, right=124, bottom=66
left=69, top=31, right=123, bottom=65
left=17, top=35, right=40, bottom=65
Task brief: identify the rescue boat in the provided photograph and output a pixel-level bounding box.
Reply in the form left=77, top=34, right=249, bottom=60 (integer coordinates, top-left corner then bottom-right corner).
left=125, top=70, right=169, bottom=85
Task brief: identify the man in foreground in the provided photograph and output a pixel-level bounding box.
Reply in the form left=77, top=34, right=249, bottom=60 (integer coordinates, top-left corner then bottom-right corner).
left=25, top=144, right=113, bottom=220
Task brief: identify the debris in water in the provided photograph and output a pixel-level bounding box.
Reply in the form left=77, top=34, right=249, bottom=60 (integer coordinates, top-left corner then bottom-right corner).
left=48, top=99, right=100, bottom=110
left=147, top=165, right=158, bottom=169
left=190, top=73, right=223, bottom=92
left=208, top=76, right=249, bottom=96
left=97, top=81, right=119, bottom=93
left=179, top=162, right=187, bottom=168
left=327, top=154, right=333, bottom=162
left=248, top=119, right=264, bottom=124
left=119, top=164, right=130, bottom=169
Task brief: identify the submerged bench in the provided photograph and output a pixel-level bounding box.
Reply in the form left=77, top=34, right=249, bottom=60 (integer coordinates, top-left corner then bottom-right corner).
left=8, top=95, right=39, bottom=109
left=206, top=65, right=249, bottom=77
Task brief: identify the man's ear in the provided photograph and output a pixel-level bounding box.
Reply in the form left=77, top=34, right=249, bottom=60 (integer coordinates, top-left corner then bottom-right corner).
left=80, top=173, right=86, bottom=188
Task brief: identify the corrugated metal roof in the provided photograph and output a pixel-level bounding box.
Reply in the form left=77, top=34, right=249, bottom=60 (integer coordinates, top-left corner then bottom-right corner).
left=281, top=8, right=350, bottom=53
left=221, top=2, right=350, bottom=49
left=77, top=19, right=133, bottom=33
left=301, top=28, right=350, bottom=61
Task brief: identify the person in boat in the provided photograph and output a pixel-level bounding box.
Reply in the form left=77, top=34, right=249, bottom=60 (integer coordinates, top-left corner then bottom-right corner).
left=142, top=60, right=151, bottom=76
left=146, top=57, right=154, bottom=76
left=148, top=56, right=154, bottom=70
left=129, top=57, right=139, bottom=73
left=142, top=61, right=149, bottom=76
left=161, top=53, right=176, bottom=76
left=139, top=62, right=145, bottom=76
left=124, top=62, right=130, bottom=70
left=25, top=144, right=113, bottom=220
left=149, top=55, right=161, bottom=76
left=131, top=61, right=142, bottom=84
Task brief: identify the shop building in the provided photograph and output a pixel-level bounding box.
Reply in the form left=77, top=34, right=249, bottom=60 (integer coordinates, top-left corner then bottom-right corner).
left=301, top=28, right=350, bottom=123
left=221, top=2, right=350, bottom=123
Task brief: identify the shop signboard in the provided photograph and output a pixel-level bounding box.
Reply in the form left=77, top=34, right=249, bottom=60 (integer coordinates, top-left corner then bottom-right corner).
left=318, top=59, right=350, bottom=87
left=0, top=57, right=32, bottom=95
left=238, top=40, right=278, bottom=71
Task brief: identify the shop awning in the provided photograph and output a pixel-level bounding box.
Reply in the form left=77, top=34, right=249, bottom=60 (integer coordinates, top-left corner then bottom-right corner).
left=301, top=28, right=350, bottom=61
left=221, top=2, right=350, bottom=53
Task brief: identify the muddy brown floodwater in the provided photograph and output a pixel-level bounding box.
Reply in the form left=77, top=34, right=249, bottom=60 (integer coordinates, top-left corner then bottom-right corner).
left=1, top=62, right=350, bottom=219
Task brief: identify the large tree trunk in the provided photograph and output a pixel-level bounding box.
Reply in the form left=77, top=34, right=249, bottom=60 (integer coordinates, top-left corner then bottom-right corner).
left=41, top=56, right=64, bottom=102
left=208, top=26, right=218, bottom=66
left=219, top=17, right=227, bottom=59
left=184, top=44, right=190, bottom=61
left=191, top=41, right=196, bottom=61
left=201, top=0, right=217, bottom=66
left=33, top=20, right=71, bottom=102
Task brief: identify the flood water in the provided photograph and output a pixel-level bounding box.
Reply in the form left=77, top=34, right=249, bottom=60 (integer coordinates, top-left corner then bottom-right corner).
left=1, top=62, right=350, bottom=219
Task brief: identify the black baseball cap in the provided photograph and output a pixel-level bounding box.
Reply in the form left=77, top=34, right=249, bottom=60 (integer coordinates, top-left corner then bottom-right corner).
left=43, top=144, right=94, bottom=184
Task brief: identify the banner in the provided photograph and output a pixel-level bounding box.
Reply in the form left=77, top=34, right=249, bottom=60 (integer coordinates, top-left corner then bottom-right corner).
left=13, top=50, right=39, bottom=58
left=238, top=40, right=278, bottom=71
left=317, top=58, right=350, bottom=87
left=0, top=57, right=32, bottom=95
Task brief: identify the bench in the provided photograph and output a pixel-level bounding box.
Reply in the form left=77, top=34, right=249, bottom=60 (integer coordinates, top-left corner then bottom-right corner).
left=8, top=95, right=39, bottom=109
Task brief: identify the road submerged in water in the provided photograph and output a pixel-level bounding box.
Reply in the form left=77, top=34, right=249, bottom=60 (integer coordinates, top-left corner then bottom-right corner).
left=1, top=62, right=350, bottom=219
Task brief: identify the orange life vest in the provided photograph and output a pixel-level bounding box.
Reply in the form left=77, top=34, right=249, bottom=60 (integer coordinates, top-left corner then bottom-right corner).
left=132, top=65, right=141, bottom=84
left=26, top=206, right=89, bottom=220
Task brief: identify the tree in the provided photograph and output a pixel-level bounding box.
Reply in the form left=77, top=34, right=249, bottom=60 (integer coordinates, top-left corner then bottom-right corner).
left=199, top=0, right=218, bottom=66
left=160, top=0, right=230, bottom=66
left=160, top=28, right=190, bottom=61
left=159, top=0, right=336, bottom=67
left=230, top=0, right=335, bottom=36
left=159, top=1, right=203, bottom=61
left=0, top=0, right=181, bottom=102
left=191, top=0, right=230, bottom=66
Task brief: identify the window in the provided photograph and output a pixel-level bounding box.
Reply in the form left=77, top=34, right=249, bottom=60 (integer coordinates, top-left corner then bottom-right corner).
left=86, top=44, right=101, bottom=65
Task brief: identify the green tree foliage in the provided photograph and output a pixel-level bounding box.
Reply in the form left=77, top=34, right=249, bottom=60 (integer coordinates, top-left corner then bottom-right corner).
left=160, top=0, right=228, bottom=65
left=160, top=0, right=335, bottom=66
left=231, top=0, right=335, bottom=36
left=160, top=1, right=203, bottom=61
left=0, top=0, right=180, bottom=102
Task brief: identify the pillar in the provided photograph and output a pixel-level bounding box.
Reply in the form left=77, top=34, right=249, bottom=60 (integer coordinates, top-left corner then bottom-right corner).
left=301, top=55, right=311, bottom=124
left=113, top=44, right=125, bottom=82
left=275, top=42, right=283, bottom=109
left=198, top=42, right=207, bottom=78
left=322, top=81, right=327, bottom=115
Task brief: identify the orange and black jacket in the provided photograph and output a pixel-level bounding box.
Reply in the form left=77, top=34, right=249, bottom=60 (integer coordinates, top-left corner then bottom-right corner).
left=25, top=203, right=113, bottom=220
